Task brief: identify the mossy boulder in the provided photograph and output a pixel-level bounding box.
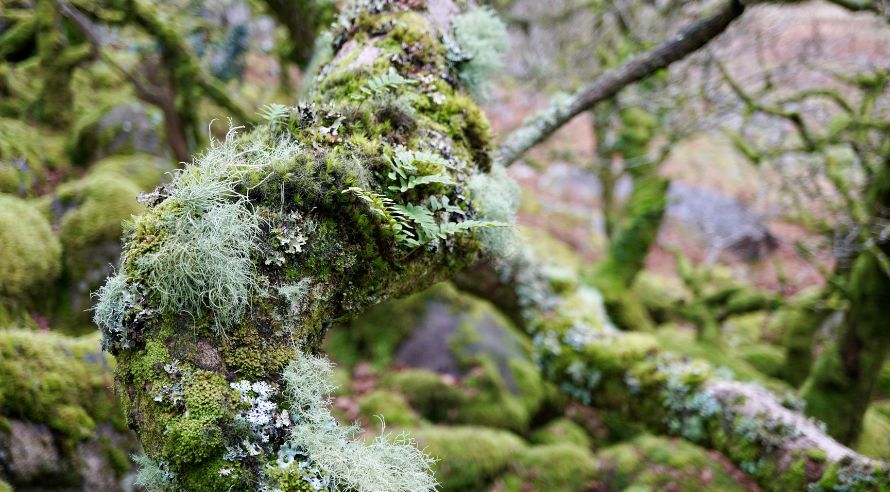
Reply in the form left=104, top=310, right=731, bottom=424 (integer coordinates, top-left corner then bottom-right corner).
left=529, top=417, right=592, bottom=448
left=88, top=153, right=173, bottom=191
left=379, top=369, right=466, bottom=421
left=737, top=343, right=786, bottom=379
left=498, top=443, right=598, bottom=492
left=591, top=434, right=750, bottom=491
left=0, top=330, right=137, bottom=490
left=0, top=193, right=62, bottom=325
left=35, top=156, right=170, bottom=331
left=0, top=117, right=66, bottom=196
left=68, top=102, right=166, bottom=165
left=411, top=425, right=527, bottom=492
left=330, top=283, right=551, bottom=432
left=357, top=389, right=419, bottom=427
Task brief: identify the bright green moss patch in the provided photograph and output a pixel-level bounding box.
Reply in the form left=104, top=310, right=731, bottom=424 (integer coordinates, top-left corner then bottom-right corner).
left=592, top=434, right=749, bottom=491
left=530, top=417, right=592, bottom=448
left=855, top=405, right=890, bottom=460
left=0, top=330, right=125, bottom=441
left=500, top=443, right=597, bottom=492
left=412, top=425, right=527, bottom=492
left=0, top=193, right=61, bottom=307
left=381, top=369, right=465, bottom=421
left=358, top=389, right=419, bottom=427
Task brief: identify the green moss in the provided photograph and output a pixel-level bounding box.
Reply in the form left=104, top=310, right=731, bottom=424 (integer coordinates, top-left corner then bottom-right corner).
left=0, top=479, right=11, bottom=492
left=381, top=369, right=466, bottom=422
left=0, top=194, right=61, bottom=314
left=854, top=405, right=890, bottom=460
left=358, top=389, right=419, bottom=427
left=654, top=326, right=790, bottom=393
left=501, top=443, right=597, bottom=491
left=738, top=344, right=786, bottom=379
left=0, top=330, right=125, bottom=442
left=530, top=417, right=592, bottom=448
left=89, top=153, right=173, bottom=191
left=412, top=425, right=527, bottom=492
left=592, top=434, right=749, bottom=491
left=0, top=117, right=66, bottom=196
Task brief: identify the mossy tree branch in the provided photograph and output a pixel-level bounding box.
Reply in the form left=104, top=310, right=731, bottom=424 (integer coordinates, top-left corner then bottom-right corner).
left=457, top=250, right=888, bottom=491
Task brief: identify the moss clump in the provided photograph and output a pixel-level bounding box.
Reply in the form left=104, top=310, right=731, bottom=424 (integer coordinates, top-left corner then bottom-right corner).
left=380, top=369, right=466, bottom=421
left=412, top=425, right=527, bottom=492
left=738, top=344, right=786, bottom=379
left=529, top=417, right=592, bottom=448
left=499, top=443, right=597, bottom=492
left=0, top=194, right=61, bottom=319
left=854, top=405, right=890, bottom=460
left=0, top=330, right=126, bottom=440
left=0, top=117, right=66, bottom=196
left=592, top=434, right=750, bottom=491
left=33, top=168, right=148, bottom=332
left=88, top=153, right=173, bottom=191
left=358, top=389, right=419, bottom=427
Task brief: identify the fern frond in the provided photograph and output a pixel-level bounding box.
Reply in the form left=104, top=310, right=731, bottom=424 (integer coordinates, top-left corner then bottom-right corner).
left=343, top=187, right=415, bottom=243
left=259, top=103, right=290, bottom=127
left=388, top=174, right=455, bottom=192
left=353, top=68, right=417, bottom=101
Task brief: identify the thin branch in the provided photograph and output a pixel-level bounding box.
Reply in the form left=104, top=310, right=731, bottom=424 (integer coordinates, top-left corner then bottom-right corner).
left=495, top=0, right=746, bottom=167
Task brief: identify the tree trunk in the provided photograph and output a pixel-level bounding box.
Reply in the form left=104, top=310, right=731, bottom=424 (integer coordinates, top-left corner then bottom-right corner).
left=801, top=157, right=890, bottom=444
left=101, top=2, right=499, bottom=489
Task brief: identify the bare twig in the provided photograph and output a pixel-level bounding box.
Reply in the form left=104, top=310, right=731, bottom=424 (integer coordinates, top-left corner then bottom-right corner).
left=495, top=0, right=746, bottom=166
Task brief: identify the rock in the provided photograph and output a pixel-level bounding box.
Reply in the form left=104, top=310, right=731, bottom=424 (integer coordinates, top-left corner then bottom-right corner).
left=665, top=183, right=778, bottom=262
left=69, top=102, right=166, bottom=165
left=0, top=331, right=139, bottom=490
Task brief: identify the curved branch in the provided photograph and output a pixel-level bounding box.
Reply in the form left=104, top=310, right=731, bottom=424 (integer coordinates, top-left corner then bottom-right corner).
left=495, top=0, right=746, bottom=166
left=456, top=250, right=887, bottom=490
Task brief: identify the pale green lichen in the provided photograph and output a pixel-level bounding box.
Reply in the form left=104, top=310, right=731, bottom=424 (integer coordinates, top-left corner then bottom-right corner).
left=133, top=454, right=177, bottom=492
left=282, top=352, right=437, bottom=492
left=129, top=137, right=261, bottom=333
left=467, top=164, right=520, bottom=258
left=451, top=8, right=508, bottom=98
left=93, top=270, right=138, bottom=352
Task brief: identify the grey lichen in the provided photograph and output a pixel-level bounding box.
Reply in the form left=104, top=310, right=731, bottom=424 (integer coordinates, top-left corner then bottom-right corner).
left=451, top=7, right=509, bottom=98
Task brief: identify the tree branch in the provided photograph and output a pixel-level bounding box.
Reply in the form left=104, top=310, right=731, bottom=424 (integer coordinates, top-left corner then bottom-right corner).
left=456, top=249, right=887, bottom=490
left=495, top=0, right=745, bottom=167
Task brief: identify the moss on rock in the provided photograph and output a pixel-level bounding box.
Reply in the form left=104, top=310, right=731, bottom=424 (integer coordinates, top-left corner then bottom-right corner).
left=411, top=425, right=527, bottom=492
left=0, top=193, right=61, bottom=324
left=499, top=443, right=597, bottom=492
left=592, top=434, right=750, bottom=491
left=357, top=389, right=419, bottom=427
left=0, top=330, right=137, bottom=488
left=529, top=417, right=592, bottom=448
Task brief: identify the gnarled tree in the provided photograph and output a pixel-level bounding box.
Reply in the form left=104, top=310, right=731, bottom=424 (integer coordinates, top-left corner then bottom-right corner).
left=95, top=0, right=888, bottom=490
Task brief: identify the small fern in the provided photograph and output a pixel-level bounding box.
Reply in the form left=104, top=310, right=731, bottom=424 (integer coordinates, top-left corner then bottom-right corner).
left=388, top=174, right=455, bottom=192
left=353, top=68, right=418, bottom=101
left=342, top=187, right=416, bottom=244
left=259, top=103, right=290, bottom=130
